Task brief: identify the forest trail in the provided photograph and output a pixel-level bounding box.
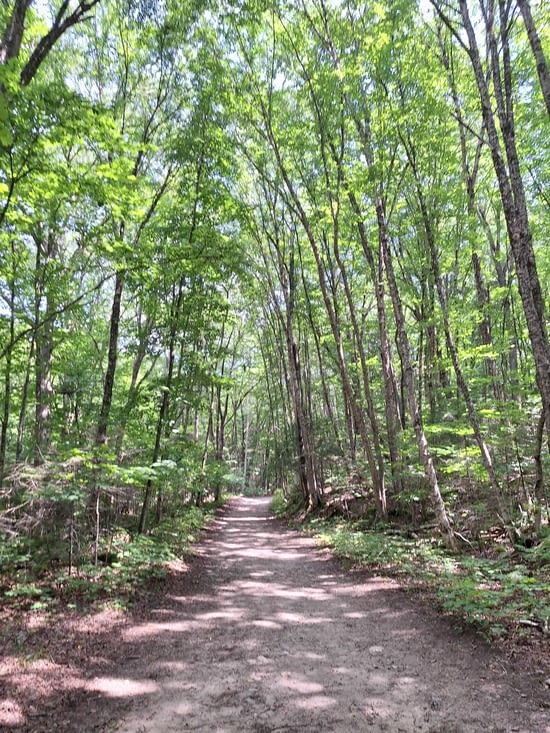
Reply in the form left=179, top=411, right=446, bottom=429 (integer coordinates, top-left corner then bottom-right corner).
left=4, top=497, right=549, bottom=733
left=111, top=497, right=548, bottom=733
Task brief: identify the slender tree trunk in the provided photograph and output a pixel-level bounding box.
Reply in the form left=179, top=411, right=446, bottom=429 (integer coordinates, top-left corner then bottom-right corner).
left=16, top=336, right=34, bottom=462
left=33, top=318, right=54, bottom=466
left=96, top=269, right=124, bottom=446
left=301, top=270, right=346, bottom=463
left=437, top=29, right=504, bottom=403
left=259, top=105, right=383, bottom=514
left=0, top=268, right=15, bottom=487
left=297, top=2, right=402, bottom=495
left=138, top=386, right=169, bottom=534
left=33, top=232, right=56, bottom=466
left=517, top=0, right=550, bottom=120
left=409, top=160, right=514, bottom=536
left=533, top=410, right=548, bottom=531
left=115, top=312, right=157, bottom=459
left=138, top=277, right=186, bottom=532
left=438, top=0, right=550, bottom=447
left=348, top=191, right=403, bottom=496
left=377, top=200, right=456, bottom=548
left=288, top=335, right=319, bottom=507
left=327, top=223, right=387, bottom=515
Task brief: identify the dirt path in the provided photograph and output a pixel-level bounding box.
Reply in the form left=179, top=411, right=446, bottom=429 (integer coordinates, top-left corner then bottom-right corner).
left=2, top=496, right=549, bottom=732
left=112, top=497, right=548, bottom=732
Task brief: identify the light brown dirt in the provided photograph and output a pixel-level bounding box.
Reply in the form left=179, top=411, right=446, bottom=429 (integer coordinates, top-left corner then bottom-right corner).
left=2, top=496, right=549, bottom=732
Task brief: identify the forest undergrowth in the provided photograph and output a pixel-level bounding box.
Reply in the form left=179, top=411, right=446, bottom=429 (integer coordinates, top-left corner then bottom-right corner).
left=0, top=498, right=226, bottom=618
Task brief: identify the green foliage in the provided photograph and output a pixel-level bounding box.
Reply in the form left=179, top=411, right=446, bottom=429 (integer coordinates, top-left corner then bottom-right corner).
left=1, top=502, right=221, bottom=610
left=1, top=0, right=550, bottom=662
left=270, top=489, right=305, bottom=518
left=311, top=519, right=550, bottom=640
left=271, top=489, right=288, bottom=517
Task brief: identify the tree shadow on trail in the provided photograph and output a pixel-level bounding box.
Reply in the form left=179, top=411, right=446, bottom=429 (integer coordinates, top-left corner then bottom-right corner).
left=2, top=497, right=549, bottom=732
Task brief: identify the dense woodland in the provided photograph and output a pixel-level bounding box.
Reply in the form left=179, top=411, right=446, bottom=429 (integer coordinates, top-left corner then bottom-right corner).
left=1, top=0, right=550, bottom=597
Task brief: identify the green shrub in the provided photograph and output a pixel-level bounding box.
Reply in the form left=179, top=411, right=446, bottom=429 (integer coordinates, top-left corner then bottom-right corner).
left=310, top=518, right=550, bottom=640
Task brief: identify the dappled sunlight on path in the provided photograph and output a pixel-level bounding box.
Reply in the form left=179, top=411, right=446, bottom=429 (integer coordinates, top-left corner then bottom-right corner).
left=110, top=497, right=549, bottom=733
left=4, top=498, right=545, bottom=731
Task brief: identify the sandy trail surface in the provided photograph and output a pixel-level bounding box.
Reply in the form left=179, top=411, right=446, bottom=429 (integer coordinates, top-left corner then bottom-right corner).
left=112, top=496, right=548, bottom=733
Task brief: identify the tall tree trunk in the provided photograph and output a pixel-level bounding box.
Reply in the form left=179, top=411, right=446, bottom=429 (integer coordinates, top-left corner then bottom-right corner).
left=437, top=30, right=503, bottom=403
left=377, top=200, right=456, bottom=548
left=533, top=410, right=548, bottom=531
left=348, top=191, right=403, bottom=495
left=408, top=151, right=514, bottom=536
left=258, top=104, right=384, bottom=514
left=114, top=310, right=156, bottom=459
left=0, top=260, right=15, bottom=487
left=95, top=269, right=124, bottom=446
left=327, top=223, right=387, bottom=515
left=257, top=211, right=321, bottom=509
left=517, top=0, right=550, bottom=120
left=137, top=386, right=168, bottom=534
left=138, top=278, right=185, bottom=532
left=16, top=336, right=34, bottom=462
left=300, top=266, right=346, bottom=463
left=33, top=232, right=56, bottom=466
left=288, top=335, right=320, bottom=508
left=436, top=0, right=550, bottom=447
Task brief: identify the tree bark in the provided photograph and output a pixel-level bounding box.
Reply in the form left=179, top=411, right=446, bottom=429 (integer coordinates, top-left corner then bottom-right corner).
left=517, top=0, right=550, bottom=120
left=348, top=191, right=403, bottom=497
left=447, top=0, right=550, bottom=447
left=16, top=336, right=34, bottom=462
left=33, top=230, right=57, bottom=466
left=20, top=0, right=100, bottom=86
left=0, top=0, right=100, bottom=86
left=0, top=0, right=31, bottom=67
left=255, top=197, right=322, bottom=509
left=377, top=200, right=456, bottom=548
left=406, top=144, right=514, bottom=536
left=432, top=0, right=550, bottom=449
left=0, top=254, right=15, bottom=487
left=257, top=101, right=384, bottom=515
left=95, top=269, right=124, bottom=446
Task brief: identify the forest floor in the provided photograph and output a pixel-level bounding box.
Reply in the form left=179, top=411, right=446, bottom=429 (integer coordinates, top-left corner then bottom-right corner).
left=1, top=496, right=550, bottom=733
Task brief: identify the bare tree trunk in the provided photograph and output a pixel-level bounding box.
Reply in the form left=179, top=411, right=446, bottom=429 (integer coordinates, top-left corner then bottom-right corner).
left=377, top=201, right=456, bottom=548
left=33, top=231, right=57, bottom=466
left=533, top=410, right=548, bottom=531
left=0, top=263, right=15, bottom=487
left=0, top=0, right=31, bottom=67
left=517, top=0, right=550, bottom=120
left=435, top=0, right=550, bottom=448
left=256, top=202, right=322, bottom=509
left=348, top=191, right=403, bottom=496
left=138, top=386, right=168, bottom=534
left=327, top=223, right=387, bottom=515
left=406, top=145, right=514, bottom=536
left=115, top=311, right=157, bottom=459
left=257, top=104, right=384, bottom=514
left=95, top=270, right=124, bottom=446
left=34, top=317, right=54, bottom=466
left=16, top=336, right=34, bottom=462
left=300, top=268, right=346, bottom=463
left=437, top=30, right=504, bottom=403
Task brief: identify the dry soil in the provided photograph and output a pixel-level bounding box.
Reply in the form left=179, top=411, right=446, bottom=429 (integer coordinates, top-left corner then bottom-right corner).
left=2, top=496, right=550, bottom=732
